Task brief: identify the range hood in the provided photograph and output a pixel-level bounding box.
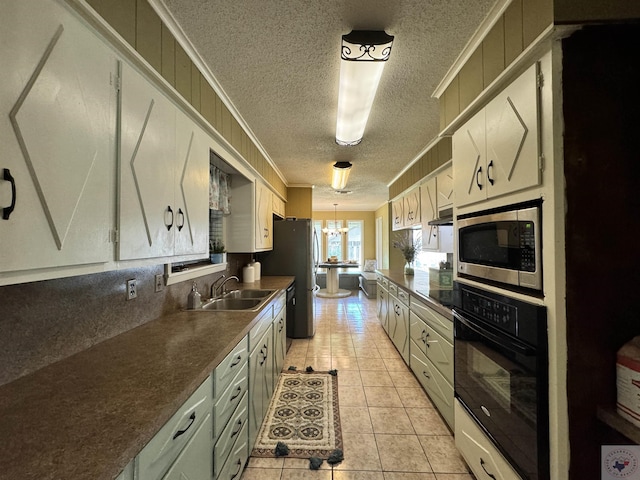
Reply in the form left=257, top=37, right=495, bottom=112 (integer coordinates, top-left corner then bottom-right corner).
left=427, top=207, right=453, bottom=226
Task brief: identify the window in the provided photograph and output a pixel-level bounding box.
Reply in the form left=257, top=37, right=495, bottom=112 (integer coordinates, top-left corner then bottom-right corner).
left=346, top=220, right=363, bottom=265
left=412, top=229, right=448, bottom=271
left=326, top=220, right=343, bottom=260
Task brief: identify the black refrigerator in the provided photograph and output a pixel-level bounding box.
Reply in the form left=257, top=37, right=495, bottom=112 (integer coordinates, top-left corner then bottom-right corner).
left=258, top=218, right=318, bottom=338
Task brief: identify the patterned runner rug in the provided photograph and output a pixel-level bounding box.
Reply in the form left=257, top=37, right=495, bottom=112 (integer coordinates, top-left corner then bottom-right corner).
left=252, top=371, right=343, bottom=458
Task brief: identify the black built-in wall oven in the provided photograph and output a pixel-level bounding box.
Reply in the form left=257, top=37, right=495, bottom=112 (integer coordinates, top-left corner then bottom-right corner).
left=453, top=281, right=549, bottom=480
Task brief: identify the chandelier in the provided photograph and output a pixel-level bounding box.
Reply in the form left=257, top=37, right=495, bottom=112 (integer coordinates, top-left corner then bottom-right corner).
left=322, top=204, right=350, bottom=236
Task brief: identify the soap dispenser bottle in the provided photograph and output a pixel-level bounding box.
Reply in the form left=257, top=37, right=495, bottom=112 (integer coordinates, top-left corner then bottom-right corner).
left=187, top=281, right=202, bottom=309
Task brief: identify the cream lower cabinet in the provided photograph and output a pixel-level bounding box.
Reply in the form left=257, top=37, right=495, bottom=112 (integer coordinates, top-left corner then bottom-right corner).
left=273, top=295, right=287, bottom=387
left=136, top=376, right=213, bottom=480
left=161, top=414, right=213, bottom=480
left=388, top=284, right=409, bottom=364
left=118, top=62, right=209, bottom=261
left=455, top=400, right=522, bottom=480
left=248, top=309, right=275, bottom=449
left=453, top=62, right=541, bottom=208
left=0, top=0, right=117, bottom=282
left=408, top=296, right=454, bottom=429
left=376, top=275, right=389, bottom=334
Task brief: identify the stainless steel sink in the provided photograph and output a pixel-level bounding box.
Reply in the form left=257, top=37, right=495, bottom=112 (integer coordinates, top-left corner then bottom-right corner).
left=200, top=298, right=263, bottom=311
left=223, top=289, right=275, bottom=299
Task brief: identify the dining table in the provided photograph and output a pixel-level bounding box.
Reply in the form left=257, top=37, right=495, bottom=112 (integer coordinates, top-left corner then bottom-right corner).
left=316, top=262, right=360, bottom=298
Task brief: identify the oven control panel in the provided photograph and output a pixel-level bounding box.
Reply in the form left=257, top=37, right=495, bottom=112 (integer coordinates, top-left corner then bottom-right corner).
left=460, top=288, right=518, bottom=336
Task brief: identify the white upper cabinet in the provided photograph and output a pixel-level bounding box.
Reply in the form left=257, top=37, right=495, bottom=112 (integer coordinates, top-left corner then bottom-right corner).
left=118, top=63, right=209, bottom=260
left=173, top=110, right=210, bottom=257
left=453, top=62, right=541, bottom=208
left=420, top=177, right=439, bottom=251
left=0, top=0, right=117, bottom=281
left=436, top=166, right=454, bottom=212
left=255, top=181, right=272, bottom=250
left=403, top=186, right=421, bottom=228
left=391, top=198, right=404, bottom=231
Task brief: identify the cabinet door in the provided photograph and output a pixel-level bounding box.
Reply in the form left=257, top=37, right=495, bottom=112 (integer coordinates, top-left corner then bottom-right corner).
left=255, top=181, right=272, bottom=250
left=173, top=110, right=210, bottom=256
left=390, top=295, right=409, bottom=363
left=161, top=414, right=213, bottom=480
left=377, top=286, right=388, bottom=333
left=453, top=109, right=486, bottom=208
left=391, top=199, right=404, bottom=230
left=485, top=63, right=540, bottom=199
left=0, top=0, right=116, bottom=277
left=420, top=177, right=439, bottom=251
left=249, top=326, right=272, bottom=449
left=436, top=166, right=454, bottom=211
left=403, top=187, right=420, bottom=227
left=119, top=63, right=176, bottom=260
left=273, top=306, right=286, bottom=385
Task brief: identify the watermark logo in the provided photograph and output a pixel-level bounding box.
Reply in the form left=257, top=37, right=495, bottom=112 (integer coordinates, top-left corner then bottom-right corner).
left=602, top=446, right=640, bottom=479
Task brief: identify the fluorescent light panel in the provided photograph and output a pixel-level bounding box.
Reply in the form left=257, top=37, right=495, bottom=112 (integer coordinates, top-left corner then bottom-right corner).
left=331, top=161, right=352, bottom=189
left=335, top=31, right=394, bottom=146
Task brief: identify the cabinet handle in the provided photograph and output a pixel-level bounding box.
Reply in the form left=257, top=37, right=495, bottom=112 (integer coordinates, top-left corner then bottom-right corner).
left=172, top=411, right=196, bottom=440
left=422, top=371, right=430, bottom=379
left=260, top=344, right=268, bottom=365
left=487, top=160, right=495, bottom=185
left=480, top=458, right=497, bottom=479
left=176, top=208, right=185, bottom=231
left=1, top=169, right=16, bottom=220
left=394, top=305, right=401, bottom=316
left=230, top=386, right=242, bottom=402
left=165, top=206, right=174, bottom=231
left=231, top=418, right=243, bottom=437
left=230, top=459, right=242, bottom=479
left=230, top=355, right=242, bottom=367
left=476, top=166, right=483, bottom=190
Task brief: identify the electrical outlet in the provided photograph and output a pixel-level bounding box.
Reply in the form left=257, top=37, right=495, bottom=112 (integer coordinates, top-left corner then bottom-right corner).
left=126, top=279, right=137, bottom=300
left=154, top=274, right=164, bottom=293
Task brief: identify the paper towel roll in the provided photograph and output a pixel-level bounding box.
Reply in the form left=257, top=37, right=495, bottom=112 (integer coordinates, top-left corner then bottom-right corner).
left=243, top=264, right=255, bottom=283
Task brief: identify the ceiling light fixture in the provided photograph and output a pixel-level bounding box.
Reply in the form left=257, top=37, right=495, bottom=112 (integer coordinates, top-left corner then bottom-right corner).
left=331, top=161, right=352, bottom=189
left=322, top=203, right=350, bottom=236
left=335, top=30, right=394, bottom=146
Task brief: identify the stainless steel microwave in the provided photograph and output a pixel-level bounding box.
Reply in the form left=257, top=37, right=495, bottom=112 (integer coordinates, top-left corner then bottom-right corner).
left=457, top=202, right=542, bottom=291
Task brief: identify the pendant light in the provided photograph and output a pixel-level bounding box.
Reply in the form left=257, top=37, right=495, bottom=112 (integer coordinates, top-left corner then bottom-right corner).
left=322, top=204, right=350, bottom=236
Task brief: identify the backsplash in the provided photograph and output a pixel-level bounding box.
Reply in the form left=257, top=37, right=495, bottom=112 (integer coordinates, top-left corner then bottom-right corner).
left=0, top=253, right=251, bottom=386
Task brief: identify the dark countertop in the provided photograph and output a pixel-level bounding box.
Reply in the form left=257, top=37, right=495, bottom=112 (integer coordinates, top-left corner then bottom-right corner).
left=376, top=269, right=453, bottom=320
left=0, top=276, right=294, bottom=480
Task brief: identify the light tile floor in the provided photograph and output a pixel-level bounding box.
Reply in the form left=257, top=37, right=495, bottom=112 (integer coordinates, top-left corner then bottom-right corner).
left=241, top=291, right=475, bottom=480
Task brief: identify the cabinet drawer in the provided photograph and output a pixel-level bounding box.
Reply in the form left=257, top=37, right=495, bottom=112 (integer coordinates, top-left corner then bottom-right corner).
left=410, top=295, right=453, bottom=342
left=388, top=282, right=398, bottom=296
left=410, top=347, right=454, bottom=429
left=397, top=287, right=409, bottom=306
left=214, top=336, right=249, bottom=397
left=274, top=292, right=286, bottom=316
left=250, top=309, right=273, bottom=353
left=218, top=420, right=249, bottom=480
left=455, top=400, right=522, bottom=480
left=213, top=362, right=249, bottom=438
left=136, top=375, right=212, bottom=480
left=160, top=413, right=213, bottom=480
left=214, top=392, right=248, bottom=478
left=410, top=312, right=453, bottom=382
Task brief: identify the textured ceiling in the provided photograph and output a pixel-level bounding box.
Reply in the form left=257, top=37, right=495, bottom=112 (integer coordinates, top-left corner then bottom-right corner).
left=160, top=0, right=497, bottom=211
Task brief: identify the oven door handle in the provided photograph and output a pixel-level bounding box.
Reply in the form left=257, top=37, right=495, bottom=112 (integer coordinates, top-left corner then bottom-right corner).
left=453, top=310, right=535, bottom=356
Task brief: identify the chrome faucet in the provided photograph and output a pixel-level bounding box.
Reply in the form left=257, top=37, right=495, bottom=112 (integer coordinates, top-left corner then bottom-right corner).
left=214, top=275, right=239, bottom=297
left=210, top=275, right=226, bottom=299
